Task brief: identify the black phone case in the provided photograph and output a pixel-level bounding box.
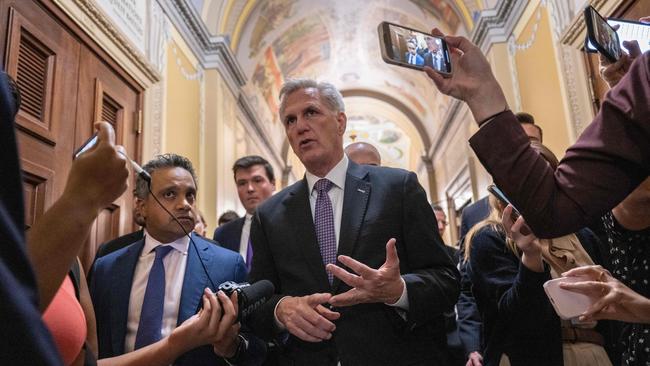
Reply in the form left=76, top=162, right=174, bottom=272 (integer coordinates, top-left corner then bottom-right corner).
left=584, top=6, right=621, bottom=63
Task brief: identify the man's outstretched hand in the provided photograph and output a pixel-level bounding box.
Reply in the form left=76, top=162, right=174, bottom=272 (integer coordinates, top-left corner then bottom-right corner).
left=327, top=238, right=405, bottom=307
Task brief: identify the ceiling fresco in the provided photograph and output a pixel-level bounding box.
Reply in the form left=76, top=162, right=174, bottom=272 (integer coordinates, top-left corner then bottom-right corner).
left=186, top=0, right=487, bottom=170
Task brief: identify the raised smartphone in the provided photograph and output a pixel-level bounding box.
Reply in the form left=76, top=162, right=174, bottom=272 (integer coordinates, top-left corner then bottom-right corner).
left=584, top=6, right=622, bottom=63
left=487, top=184, right=531, bottom=236
left=586, top=18, right=650, bottom=54
left=378, top=21, right=452, bottom=75
left=544, top=276, right=596, bottom=320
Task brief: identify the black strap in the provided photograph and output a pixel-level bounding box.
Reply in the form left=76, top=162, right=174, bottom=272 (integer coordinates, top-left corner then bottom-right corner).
left=68, top=259, right=81, bottom=300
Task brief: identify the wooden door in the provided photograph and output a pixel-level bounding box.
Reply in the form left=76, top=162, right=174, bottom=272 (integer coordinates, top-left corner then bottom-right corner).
left=0, top=0, right=80, bottom=231
left=75, top=46, right=141, bottom=269
left=1, top=0, right=144, bottom=271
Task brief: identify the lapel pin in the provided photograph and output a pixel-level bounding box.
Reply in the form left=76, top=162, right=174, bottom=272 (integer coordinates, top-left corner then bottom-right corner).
left=357, top=188, right=366, bottom=193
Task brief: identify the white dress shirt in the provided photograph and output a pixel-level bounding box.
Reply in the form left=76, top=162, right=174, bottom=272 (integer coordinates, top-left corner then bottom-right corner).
left=124, top=230, right=189, bottom=352
left=239, top=213, right=253, bottom=262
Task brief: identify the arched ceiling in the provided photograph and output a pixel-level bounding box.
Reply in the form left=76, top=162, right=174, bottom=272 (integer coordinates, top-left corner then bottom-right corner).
left=187, top=0, right=489, bottom=170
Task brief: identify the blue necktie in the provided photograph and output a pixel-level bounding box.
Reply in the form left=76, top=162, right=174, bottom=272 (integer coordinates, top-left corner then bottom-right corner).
left=134, top=245, right=174, bottom=350
left=314, top=179, right=337, bottom=284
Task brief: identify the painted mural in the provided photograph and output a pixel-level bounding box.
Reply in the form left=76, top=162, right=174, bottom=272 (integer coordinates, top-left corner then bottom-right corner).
left=272, top=17, right=331, bottom=78
left=248, top=0, right=299, bottom=58
left=344, top=114, right=411, bottom=168
left=251, top=47, right=284, bottom=118
left=409, top=0, right=462, bottom=32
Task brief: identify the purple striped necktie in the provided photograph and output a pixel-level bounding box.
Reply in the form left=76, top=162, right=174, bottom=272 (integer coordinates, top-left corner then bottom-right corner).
left=246, top=238, right=253, bottom=272
left=314, top=178, right=337, bottom=284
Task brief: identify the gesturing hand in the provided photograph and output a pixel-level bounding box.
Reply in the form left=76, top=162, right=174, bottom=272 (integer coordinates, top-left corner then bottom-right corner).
left=327, top=238, right=405, bottom=307
left=560, top=265, right=650, bottom=324
left=276, top=293, right=341, bottom=342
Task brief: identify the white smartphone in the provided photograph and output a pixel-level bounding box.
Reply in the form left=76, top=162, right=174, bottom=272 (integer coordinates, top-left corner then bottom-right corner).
left=377, top=21, right=452, bottom=76
left=543, top=276, right=596, bottom=320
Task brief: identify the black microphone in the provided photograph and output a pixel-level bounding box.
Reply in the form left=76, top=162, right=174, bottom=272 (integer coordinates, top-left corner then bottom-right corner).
left=218, top=280, right=275, bottom=321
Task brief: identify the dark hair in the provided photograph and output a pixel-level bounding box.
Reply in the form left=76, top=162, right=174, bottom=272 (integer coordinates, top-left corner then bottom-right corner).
left=135, top=153, right=197, bottom=199
left=2, top=72, right=21, bottom=117
left=432, top=205, right=444, bottom=213
left=516, top=112, right=543, bottom=140
left=232, top=155, right=275, bottom=183
left=218, top=210, right=240, bottom=226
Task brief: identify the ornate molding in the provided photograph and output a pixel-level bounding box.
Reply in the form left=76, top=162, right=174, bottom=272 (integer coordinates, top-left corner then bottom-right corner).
left=54, top=0, right=161, bottom=87
left=427, top=98, right=465, bottom=159
left=158, top=0, right=247, bottom=92
left=470, top=0, right=528, bottom=51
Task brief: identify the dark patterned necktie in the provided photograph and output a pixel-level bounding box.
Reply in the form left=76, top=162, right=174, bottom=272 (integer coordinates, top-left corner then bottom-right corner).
left=134, top=245, right=174, bottom=349
left=314, top=179, right=337, bottom=284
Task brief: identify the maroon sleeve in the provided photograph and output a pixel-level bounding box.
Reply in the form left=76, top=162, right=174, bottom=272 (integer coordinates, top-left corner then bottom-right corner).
left=469, top=52, right=650, bottom=238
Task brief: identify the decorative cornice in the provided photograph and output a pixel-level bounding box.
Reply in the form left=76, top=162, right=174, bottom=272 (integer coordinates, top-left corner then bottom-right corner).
left=158, top=0, right=246, bottom=90
left=470, top=0, right=527, bottom=51
left=55, top=0, right=161, bottom=87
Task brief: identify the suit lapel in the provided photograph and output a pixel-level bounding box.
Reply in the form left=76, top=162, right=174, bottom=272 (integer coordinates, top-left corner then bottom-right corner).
left=110, top=240, right=144, bottom=354
left=177, top=233, right=213, bottom=324
left=334, top=162, right=370, bottom=292
left=284, top=179, right=331, bottom=291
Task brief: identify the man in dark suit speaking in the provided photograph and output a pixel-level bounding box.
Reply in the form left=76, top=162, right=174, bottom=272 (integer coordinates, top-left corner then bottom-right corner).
left=213, top=155, right=276, bottom=271
left=249, top=79, right=459, bottom=365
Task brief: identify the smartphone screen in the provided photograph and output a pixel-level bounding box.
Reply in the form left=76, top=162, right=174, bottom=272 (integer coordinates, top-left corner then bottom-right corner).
left=73, top=133, right=98, bottom=159
left=378, top=21, right=451, bottom=75
left=586, top=19, right=650, bottom=54
left=487, top=184, right=532, bottom=235
left=584, top=6, right=622, bottom=62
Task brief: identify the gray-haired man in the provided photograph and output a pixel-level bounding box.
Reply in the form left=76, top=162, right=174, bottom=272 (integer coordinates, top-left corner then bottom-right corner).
left=249, top=79, right=459, bottom=365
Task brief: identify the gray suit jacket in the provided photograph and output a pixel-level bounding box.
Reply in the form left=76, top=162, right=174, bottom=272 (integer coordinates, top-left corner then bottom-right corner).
left=249, top=161, right=459, bottom=366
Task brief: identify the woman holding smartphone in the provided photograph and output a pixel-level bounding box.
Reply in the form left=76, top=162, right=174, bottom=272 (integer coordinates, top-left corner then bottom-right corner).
left=465, top=142, right=612, bottom=366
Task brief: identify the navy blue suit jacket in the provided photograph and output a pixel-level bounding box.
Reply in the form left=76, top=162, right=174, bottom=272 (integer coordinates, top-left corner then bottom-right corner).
left=90, top=233, right=263, bottom=365
left=213, top=217, right=245, bottom=252
left=0, top=71, right=62, bottom=365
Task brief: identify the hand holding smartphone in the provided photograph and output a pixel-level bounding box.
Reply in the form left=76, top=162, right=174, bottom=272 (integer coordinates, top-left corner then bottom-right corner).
left=487, top=184, right=532, bottom=235
left=378, top=21, right=452, bottom=76
left=544, top=276, right=597, bottom=320
left=584, top=6, right=623, bottom=63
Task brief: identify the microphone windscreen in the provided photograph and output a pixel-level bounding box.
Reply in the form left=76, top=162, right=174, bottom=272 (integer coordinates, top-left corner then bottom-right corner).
left=239, top=280, right=275, bottom=321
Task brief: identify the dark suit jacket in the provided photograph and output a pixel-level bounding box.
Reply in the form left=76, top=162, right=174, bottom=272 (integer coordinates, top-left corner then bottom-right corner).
left=90, top=233, right=264, bottom=365
left=469, top=53, right=650, bottom=238
left=96, top=229, right=144, bottom=258
left=0, top=71, right=62, bottom=365
left=213, top=217, right=245, bottom=252
left=424, top=51, right=445, bottom=72
left=249, top=161, right=460, bottom=366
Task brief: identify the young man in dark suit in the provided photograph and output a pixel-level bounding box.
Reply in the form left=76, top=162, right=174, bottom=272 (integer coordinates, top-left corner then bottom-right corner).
left=90, top=154, right=264, bottom=365
left=249, top=79, right=459, bottom=365
left=213, top=155, right=276, bottom=271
